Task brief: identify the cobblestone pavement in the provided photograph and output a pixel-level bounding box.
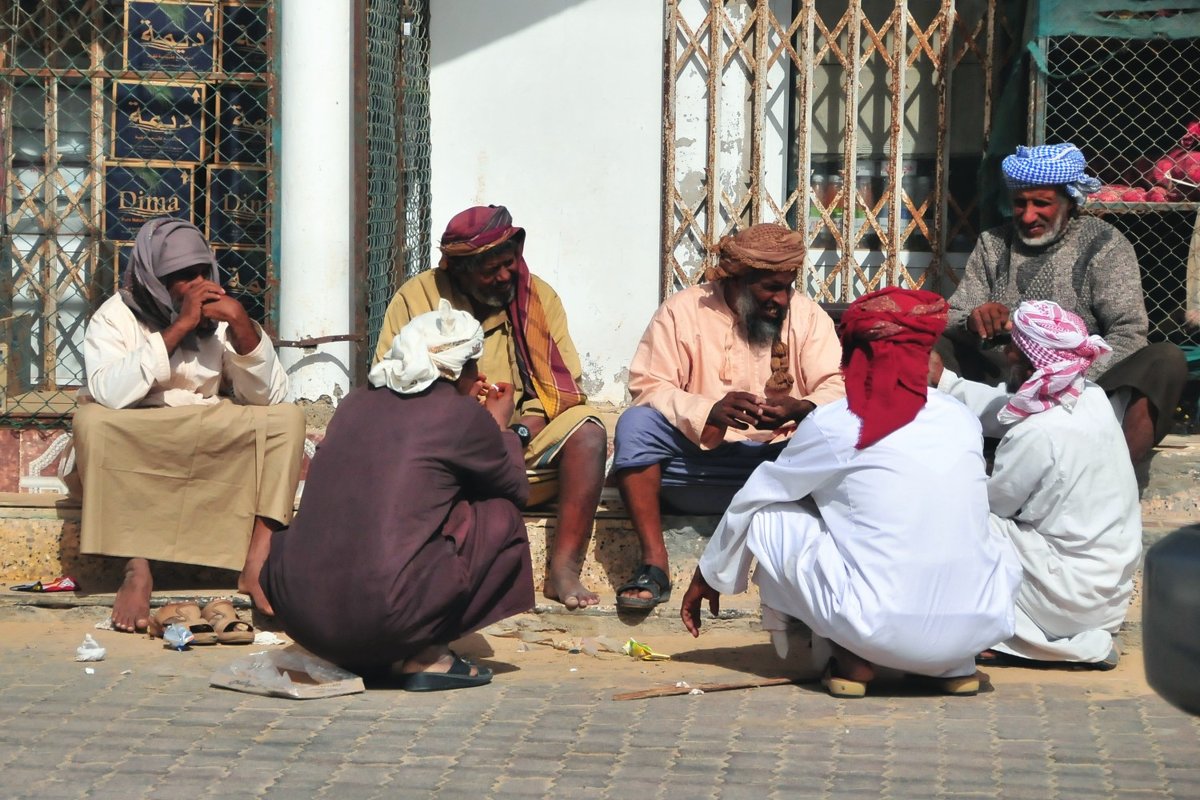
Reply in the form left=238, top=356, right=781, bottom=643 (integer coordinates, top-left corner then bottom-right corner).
left=0, top=604, right=1197, bottom=800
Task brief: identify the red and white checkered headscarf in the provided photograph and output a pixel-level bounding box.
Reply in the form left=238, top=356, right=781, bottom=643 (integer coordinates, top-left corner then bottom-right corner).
left=998, top=300, right=1112, bottom=424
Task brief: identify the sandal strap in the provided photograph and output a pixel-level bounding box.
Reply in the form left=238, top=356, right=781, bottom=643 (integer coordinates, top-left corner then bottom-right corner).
left=616, top=564, right=671, bottom=596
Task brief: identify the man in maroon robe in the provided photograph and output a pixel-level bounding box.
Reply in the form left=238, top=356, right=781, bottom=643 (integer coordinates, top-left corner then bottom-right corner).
left=262, top=301, right=533, bottom=690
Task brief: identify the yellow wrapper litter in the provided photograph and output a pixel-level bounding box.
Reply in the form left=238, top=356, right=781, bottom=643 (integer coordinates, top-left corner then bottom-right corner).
left=623, top=638, right=671, bottom=661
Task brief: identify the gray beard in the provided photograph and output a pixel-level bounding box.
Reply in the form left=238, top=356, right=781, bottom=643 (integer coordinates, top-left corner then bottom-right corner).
left=472, top=285, right=515, bottom=309
left=1016, top=208, right=1070, bottom=248
left=734, top=285, right=784, bottom=346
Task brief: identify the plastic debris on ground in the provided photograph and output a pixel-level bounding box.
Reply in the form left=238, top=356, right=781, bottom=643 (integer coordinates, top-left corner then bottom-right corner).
left=623, top=638, right=671, bottom=661
left=10, top=576, right=78, bottom=592
left=482, top=619, right=567, bottom=640
left=75, top=634, right=107, bottom=662
left=93, top=618, right=116, bottom=631
left=84, top=667, right=95, bottom=675
left=252, top=631, right=288, bottom=646
left=209, top=645, right=365, bottom=699
left=162, top=623, right=194, bottom=651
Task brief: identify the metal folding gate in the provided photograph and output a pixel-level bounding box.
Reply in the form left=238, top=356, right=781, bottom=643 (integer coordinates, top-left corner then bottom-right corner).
left=662, top=0, right=1022, bottom=302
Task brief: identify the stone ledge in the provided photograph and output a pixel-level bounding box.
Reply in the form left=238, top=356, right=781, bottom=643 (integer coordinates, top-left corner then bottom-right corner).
left=3, top=435, right=1199, bottom=610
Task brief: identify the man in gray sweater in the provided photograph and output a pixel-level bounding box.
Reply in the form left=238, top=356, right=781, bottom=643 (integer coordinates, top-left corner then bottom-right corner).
left=941, top=143, right=1186, bottom=463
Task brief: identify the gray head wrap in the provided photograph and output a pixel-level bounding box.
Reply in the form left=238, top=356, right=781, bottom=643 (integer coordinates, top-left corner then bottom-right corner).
left=119, top=218, right=219, bottom=349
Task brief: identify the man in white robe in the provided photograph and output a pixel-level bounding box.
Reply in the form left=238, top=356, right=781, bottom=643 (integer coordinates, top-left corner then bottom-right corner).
left=681, top=288, right=1021, bottom=697
left=934, top=300, right=1140, bottom=668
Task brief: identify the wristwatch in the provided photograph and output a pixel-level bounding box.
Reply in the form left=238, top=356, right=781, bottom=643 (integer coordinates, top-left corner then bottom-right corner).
left=509, top=423, right=532, bottom=447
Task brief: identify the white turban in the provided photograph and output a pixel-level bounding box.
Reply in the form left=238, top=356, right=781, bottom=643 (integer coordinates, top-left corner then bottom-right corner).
left=368, top=299, right=484, bottom=394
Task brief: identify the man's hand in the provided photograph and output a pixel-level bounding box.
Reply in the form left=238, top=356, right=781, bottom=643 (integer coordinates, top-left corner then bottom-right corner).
left=708, top=391, right=762, bottom=430
left=174, top=279, right=226, bottom=332
left=201, top=293, right=260, bottom=355
left=484, top=382, right=516, bottom=430
left=756, top=396, right=815, bottom=430
left=162, top=279, right=229, bottom=354
left=928, top=351, right=944, bottom=387
left=680, top=566, right=720, bottom=638
left=967, top=302, right=1012, bottom=339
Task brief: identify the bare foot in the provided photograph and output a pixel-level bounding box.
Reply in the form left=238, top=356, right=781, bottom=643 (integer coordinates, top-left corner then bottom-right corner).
left=400, top=644, right=482, bottom=677
left=112, top=558, right=152, bottom=633
left=239, top=516, right=275, bottom=615
left=237, top=562, right=273, bottom=616
left=542, top=564, right=600, bottom=610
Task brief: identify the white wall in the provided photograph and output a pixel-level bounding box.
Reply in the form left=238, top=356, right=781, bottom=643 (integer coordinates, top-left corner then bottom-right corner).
left=430, top=0, right=663, bottom=404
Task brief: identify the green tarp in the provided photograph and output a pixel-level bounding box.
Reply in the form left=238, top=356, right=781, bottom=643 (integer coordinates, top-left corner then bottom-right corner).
left=1032, top=0, right=1200, bottom=41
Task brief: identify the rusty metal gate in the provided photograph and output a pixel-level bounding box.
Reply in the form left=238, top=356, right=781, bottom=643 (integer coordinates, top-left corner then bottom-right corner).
left=662, top=0, right=1022, bottom=301
left=0, top=0, right=276, bottom=424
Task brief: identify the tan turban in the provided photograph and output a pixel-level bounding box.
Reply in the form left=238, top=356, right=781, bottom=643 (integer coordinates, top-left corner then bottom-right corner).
left=704, top=223, right=807, bottom=282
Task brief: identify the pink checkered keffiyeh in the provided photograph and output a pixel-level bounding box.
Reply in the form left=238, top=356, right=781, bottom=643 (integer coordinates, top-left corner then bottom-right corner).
left=997, top=300, right=1112, bottom=424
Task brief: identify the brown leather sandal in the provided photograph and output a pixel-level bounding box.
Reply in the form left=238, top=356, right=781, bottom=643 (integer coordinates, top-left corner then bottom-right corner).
left=148, top=602, right=218, bottom=645
left=200, top=599, right=255, bottom=645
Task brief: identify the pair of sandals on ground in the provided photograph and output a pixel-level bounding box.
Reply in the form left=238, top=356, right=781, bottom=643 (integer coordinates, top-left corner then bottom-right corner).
left=147, top=599, right=256, bottom=646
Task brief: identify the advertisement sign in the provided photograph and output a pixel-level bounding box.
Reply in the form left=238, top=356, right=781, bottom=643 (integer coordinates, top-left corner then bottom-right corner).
left=124, top=0, right=217, bottom=73
left=104, top=161, right=195, bottom=242
left=207, top=165, right=267, bottom=246
left=214, top=245, right=268, bottom=323
left=221, top=1, right=269, bottom=74
left=215, top=84, right=268, bottom=164
left=112, top=80, right=206, bottom=162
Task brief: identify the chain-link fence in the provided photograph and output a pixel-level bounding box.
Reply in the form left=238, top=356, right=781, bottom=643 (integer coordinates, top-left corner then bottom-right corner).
left=1034, top=33, right=1200, bottom=348
left=0, top=0, right=275, bottom=426
left=363, top=0, right=430, bottom=361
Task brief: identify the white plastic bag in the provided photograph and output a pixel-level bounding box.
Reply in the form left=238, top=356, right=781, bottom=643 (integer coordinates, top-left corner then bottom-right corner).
left=75, top=634, right=106, bottom=662
left=209, top=645, right=365, bottom=699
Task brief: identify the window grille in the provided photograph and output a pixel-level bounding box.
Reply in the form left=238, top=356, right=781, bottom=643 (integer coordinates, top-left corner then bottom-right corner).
left=0, top=0, right=276, bottom=425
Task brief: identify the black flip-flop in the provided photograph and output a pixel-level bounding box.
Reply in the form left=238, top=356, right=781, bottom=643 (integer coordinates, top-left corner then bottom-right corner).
left=397, top=655, right=493, bottom=692
left=615, top=564, right=672, bottom=610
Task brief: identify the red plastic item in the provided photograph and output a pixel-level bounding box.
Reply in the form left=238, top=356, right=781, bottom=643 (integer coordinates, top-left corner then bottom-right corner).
left=9, top=576, right=78, bottom=592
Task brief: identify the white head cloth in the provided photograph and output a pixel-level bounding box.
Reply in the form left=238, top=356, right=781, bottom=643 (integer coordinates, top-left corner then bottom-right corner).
left=368, top=299, right=484, bottom=394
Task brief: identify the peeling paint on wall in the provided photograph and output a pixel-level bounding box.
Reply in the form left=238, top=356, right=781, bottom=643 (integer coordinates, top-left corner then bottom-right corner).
left=579, top=354, right=604, bottom=398
left=612, top=366, right=632, bottom=404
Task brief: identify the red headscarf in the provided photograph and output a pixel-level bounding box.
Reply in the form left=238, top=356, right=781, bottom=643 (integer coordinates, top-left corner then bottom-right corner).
left=436, top=205, right=585, bottom=419
left=437, top=205, right=526, bottom=266
left=839, top=287, right=948, bottom=449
